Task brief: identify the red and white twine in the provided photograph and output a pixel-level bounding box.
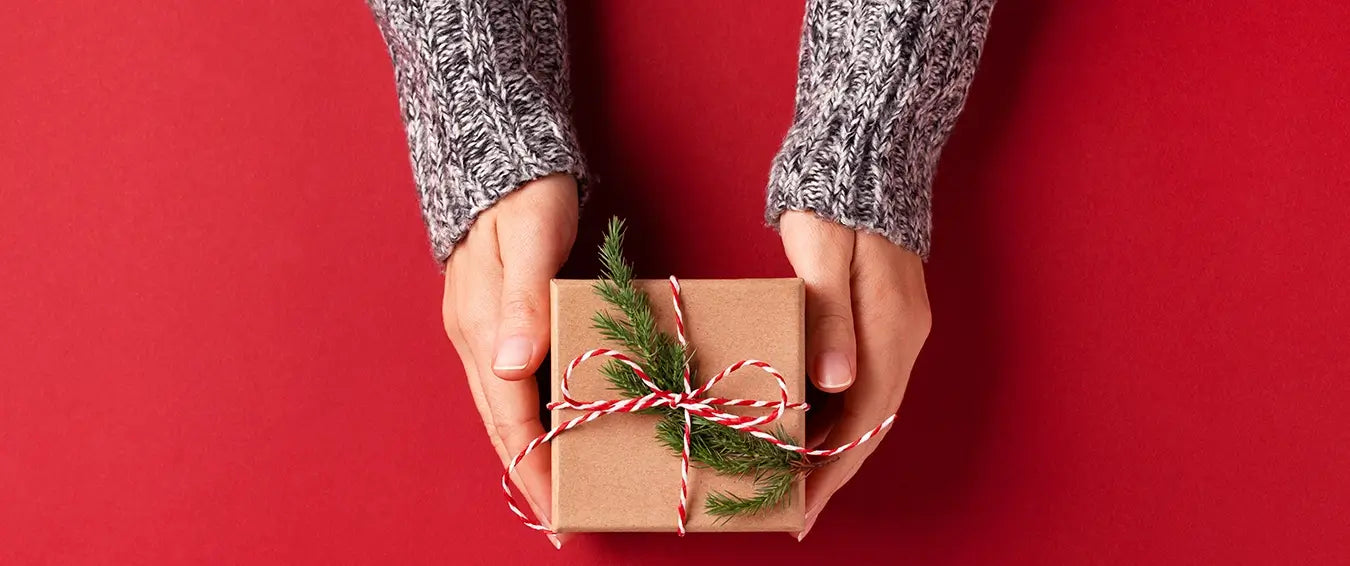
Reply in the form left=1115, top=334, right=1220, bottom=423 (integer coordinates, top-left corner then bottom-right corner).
left=502, top=276, right=896, bottom=537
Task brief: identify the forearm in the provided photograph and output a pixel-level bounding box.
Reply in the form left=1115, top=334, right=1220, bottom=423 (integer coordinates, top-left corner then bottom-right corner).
left=368, top=0, right=587, bottom=263
left=767, top=0, right=994, bottom=259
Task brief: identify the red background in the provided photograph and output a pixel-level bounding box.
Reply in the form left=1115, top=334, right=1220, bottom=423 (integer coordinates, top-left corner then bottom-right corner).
left=3, top=1, right=1348, bottom=564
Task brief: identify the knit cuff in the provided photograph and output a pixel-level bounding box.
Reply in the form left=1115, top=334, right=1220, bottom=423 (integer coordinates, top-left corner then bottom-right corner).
left=764, top=0, right=996, bottom=261
left=426, top=146, right=589, bottom=265
left=764, top=114, right=933, bottom=260
left=368, top=0, right=589, bottom=265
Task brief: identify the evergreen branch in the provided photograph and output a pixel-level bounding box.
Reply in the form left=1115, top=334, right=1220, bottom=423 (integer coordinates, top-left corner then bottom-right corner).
left=705, top=470, right=797, bottom=519
left=588, top=217, right=806, bottom=519
left=600, top=358, right=648, bottom=399
left=655, top=417, right=798, bottom=476
left=590, top=218, right=684, bottom=392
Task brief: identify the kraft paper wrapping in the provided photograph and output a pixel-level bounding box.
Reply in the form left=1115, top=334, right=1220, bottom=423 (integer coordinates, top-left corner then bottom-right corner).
left=550, top=278, right=805, bottom=533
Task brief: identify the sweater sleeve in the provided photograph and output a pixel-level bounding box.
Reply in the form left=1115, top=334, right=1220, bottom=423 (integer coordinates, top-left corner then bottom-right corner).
left=367, top=0, right=588, bottom=263
left=766, top=0, right=994, bottom=259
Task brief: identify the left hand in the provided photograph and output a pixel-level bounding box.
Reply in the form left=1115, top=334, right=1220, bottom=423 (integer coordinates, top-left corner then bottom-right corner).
left=778, top=211, right=932, bottom=540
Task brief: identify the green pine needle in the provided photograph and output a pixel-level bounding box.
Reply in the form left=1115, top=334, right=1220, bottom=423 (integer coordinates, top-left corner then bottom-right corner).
left=705, top=470, right=796, bottom=519
left=588, top=217, right=807, bottom=520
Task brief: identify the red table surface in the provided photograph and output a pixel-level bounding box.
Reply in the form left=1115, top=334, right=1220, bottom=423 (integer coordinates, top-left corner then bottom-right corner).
left=3, top=1, right=1347, bottom=564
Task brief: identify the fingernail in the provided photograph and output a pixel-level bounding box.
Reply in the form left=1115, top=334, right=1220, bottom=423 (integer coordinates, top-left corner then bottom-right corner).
left=546, top=533, right=563, bottom=550
left=796, top=512, right=819, bottom=542
left=817, top=352, right=853, bottom=390
left=493, top=336, right=533, bottom=371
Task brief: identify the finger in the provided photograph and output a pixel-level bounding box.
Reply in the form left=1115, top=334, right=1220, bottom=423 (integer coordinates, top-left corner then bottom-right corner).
left=796, top=509, right=821, bottom=542
left=448, top=235, right=561, bottom=545
left=492, top=191, right=575, bottom=380
left=444, top=245, right=505, bottom=449
left=780, top=211, right=857, bottom=393
left=446, top=334, right=566, bottom=549
left=447, top=337, right=566, bottom=548
left=804, top=234, right=930, bottom=518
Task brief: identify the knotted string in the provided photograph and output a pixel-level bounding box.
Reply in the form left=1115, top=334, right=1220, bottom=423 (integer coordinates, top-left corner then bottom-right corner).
left=502, top=276, right=896, bottom=536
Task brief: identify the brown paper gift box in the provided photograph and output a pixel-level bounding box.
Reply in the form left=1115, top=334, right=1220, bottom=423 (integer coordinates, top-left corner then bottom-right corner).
left=549, top=278, right=806, bottom=533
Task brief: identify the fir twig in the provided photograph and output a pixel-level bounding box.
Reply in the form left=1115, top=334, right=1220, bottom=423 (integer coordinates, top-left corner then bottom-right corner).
left=588, top=217, right=808, bottom=519
left=705, top=470, right=796, bottom=519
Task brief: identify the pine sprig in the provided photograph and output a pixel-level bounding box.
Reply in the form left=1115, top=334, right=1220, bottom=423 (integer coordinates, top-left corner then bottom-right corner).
left=591, top=218, right=685, bottom=394
left=588, top=217, right=808, bottom=519
left=705, top=471, right=796, bottom=519
left=654, top=417, right=798, bottom=476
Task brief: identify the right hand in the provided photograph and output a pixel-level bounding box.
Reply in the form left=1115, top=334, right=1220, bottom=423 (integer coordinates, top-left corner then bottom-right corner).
left=441, top=174, right=578, bottom=548
left=779, top=211, right=932, bottom=540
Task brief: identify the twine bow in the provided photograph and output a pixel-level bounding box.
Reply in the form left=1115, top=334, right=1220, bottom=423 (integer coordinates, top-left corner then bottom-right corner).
left=503, top=276, right=896, bottom=536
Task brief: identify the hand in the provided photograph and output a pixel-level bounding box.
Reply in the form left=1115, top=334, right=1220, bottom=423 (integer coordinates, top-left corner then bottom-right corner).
left=441, top=174, right=577, bottom=548
left=779, top=211, right=932, bottom=540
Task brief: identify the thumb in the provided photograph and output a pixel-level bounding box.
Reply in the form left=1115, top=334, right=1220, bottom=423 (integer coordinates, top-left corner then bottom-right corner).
left=780, top=212, right=857, bottom=393
left=491, top=181, right=577, bottom=380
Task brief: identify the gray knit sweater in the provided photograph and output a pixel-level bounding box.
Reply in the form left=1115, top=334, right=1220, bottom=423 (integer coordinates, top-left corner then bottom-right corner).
left=368, top=0, right=993, bottom=263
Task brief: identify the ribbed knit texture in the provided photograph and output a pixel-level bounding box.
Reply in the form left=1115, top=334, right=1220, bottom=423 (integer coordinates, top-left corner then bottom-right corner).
left=368, top=0, right=588, bottom=263
left=368, top=1, right=993, bottom=263
left=767, top=0, right=994, bottom=258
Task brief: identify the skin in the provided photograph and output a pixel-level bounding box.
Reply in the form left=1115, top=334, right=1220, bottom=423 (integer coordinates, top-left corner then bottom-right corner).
left=779, top=210, right=931, bottom=540
left=440, top=176, right=930, bottom=546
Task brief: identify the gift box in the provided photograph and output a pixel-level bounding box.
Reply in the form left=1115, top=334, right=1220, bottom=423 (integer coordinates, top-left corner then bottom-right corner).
left=549, top=277, right=806, bottom=533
